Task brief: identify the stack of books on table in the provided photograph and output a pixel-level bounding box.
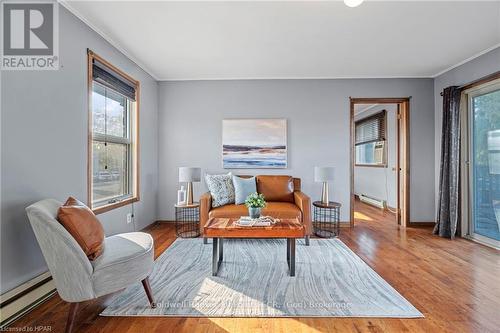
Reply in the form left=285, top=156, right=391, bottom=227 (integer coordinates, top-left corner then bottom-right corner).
left=235, top=216, right=279, bottom=227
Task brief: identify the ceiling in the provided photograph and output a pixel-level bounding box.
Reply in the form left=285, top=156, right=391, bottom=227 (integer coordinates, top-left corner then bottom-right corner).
left=62, top=1, right=500, bottom=81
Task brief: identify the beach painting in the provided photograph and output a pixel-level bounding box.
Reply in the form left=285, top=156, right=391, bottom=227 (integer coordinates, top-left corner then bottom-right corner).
left=222, top=119, right=287, bottom=169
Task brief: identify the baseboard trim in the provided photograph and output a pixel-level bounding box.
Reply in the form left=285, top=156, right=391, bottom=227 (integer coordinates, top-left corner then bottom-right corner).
left=0, top=272, right=56, bottom=327
left=408, top=222, right=435, bottom=227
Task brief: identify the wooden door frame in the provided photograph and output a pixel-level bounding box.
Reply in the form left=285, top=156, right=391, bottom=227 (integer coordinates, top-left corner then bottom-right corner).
left=349, top=97, right=410, bottom=227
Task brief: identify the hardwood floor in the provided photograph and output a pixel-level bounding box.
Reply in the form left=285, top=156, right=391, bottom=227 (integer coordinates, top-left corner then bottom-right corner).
left=9, top=201, right=500, bottom=333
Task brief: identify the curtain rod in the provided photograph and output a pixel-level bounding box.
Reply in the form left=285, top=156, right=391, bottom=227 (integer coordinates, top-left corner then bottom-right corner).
left=439, top=71, right=500, bottom=96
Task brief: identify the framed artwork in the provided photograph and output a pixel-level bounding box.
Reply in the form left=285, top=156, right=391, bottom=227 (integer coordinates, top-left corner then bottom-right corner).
left=222, top=119, right=287, bottom=169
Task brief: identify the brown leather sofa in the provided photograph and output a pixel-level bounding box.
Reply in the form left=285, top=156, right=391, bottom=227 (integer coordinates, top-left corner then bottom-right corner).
left=200, top=175, right=312, bottom=243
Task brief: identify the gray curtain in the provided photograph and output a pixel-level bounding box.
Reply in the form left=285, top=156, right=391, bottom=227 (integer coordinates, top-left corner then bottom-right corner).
left=434, top=86, right=462, bottom=238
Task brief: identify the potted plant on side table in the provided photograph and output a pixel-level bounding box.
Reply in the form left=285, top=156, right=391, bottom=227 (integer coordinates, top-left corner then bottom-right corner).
left=245, top=192, right=266, bottom=219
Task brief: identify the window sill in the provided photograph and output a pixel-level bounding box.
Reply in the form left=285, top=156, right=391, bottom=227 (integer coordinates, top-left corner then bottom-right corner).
left=355, top=164, right=388, bottom=168
left=92, top=196, right=139, bottom=215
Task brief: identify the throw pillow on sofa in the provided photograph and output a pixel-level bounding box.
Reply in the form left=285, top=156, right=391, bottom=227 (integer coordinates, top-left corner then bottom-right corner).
left=256, top=175, right=295, bottom=202
left=205, top=172, right=235, bottom=207
left=233, top=176, right=257, bottom=205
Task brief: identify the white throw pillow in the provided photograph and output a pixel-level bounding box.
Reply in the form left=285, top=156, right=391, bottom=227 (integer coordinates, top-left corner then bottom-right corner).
left=205, top=173, right=235, bottom=207
left=233, top=176, right=257, bottom=205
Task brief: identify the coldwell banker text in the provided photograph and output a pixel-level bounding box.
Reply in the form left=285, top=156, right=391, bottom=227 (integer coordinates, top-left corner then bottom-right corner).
left=1, top=1, right=59, bottom=70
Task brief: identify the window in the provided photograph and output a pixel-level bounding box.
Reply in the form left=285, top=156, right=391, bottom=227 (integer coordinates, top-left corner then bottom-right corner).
left=88, top=51, right=139, bottom=213
left=355, top=110, right=387, bottom=166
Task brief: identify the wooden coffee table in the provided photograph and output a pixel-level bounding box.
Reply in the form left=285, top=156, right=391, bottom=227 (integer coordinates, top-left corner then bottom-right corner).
left=203, top=217, right=305, bottom=277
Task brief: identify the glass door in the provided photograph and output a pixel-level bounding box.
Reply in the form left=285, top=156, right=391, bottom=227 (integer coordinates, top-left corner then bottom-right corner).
left=467, top=79, right=500, bottom=247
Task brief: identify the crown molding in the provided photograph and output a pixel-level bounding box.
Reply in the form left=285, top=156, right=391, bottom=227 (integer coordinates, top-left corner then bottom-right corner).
left=431, top=43, right=500, bottom=78
left=59, top=0, right=159, bottom=81
left=158, top=75, right=431, bottom=82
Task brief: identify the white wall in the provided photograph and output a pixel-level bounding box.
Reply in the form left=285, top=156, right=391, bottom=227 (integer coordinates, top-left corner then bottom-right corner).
left=158, top=79, right=435, bottom=223
left=354, top=104, right=398, bottom=208
left=0, top=7, right=159, bottom=293
left=434, top=47, right=500, bottom=215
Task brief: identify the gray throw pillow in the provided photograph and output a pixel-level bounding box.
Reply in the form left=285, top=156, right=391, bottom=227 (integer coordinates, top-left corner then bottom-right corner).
left=233, top=176, right=257, bottom=205
left=205, top=173, right=235, bottom=207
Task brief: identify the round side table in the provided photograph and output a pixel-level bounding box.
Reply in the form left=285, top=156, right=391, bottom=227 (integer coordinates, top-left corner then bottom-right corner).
left=313, top=201, right=341, bottom=238
left=175, top=203, right=200, bottom=238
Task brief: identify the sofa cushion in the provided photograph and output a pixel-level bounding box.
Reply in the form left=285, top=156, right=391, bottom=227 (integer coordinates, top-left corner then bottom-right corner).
left=205, top=173, right=235, bottom=207
left=209, top=202, right=302, bottom=220
left=233, top=175, right=257, bottom=204
left=256, top=175, right=294, bottom=203
left=57, top=197, right=105, bottom=260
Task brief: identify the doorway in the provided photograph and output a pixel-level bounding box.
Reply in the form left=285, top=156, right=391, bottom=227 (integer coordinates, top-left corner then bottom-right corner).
left=349, top=98, right=410, bottom=227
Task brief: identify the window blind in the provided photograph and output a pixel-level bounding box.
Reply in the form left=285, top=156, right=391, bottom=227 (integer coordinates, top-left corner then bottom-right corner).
left=355, top=110, right=386, bottom=146
left=92, top=60, right=136, bottom=101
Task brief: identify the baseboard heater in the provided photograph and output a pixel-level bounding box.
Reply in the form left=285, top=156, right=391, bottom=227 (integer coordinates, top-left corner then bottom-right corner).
left=359, top=194, right=386, bottom=209
left=0, top=272, right=56, bottom=328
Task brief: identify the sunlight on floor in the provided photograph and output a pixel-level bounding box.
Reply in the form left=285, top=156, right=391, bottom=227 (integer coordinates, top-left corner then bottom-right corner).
left=195, top=277, right=282, bottom=316
left=354, top=211, right=373, bottom=221
left=208, top=317, right=324, bottom=333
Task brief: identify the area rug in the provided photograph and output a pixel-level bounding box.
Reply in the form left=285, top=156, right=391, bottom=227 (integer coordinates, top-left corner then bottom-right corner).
left=101, top=238, right=423, bottom=318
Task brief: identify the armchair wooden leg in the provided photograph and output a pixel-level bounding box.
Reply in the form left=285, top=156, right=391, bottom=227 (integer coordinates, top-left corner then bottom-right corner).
left=142, top=277, right=156, bottom=308
left=305, top=235, right=310, bottom=246
left=65, top=302, right=80, bottom=333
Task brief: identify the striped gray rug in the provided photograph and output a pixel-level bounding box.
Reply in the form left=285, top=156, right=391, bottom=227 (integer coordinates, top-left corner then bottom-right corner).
left=101, top=238, right=423, bottom=318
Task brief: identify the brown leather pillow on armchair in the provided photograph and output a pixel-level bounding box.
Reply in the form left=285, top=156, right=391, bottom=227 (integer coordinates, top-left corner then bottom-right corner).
left=57, top=197, right=105, bottom=260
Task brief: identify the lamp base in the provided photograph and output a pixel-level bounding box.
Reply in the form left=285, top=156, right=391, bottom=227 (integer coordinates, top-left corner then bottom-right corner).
left=186, top=182, right=194, bottom=205
left=321, top=182, right=329, bottom=205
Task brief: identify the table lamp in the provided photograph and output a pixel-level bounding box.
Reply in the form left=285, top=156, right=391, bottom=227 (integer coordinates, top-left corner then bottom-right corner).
left=179, top=167, right=201, bottom=205
left=314, top=166, right=335, bottom=204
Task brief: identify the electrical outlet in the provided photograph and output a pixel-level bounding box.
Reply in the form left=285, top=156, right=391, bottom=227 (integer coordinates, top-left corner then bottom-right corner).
left=127, top=213, right=133, bottom=224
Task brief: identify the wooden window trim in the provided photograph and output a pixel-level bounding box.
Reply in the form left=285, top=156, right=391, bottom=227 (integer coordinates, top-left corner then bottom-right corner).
left=87, top=50, right=140, bottom=215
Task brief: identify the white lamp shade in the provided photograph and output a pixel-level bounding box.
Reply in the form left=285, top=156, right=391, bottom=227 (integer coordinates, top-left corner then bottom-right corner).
left=179, top=167, right=201, bottom=182
left=314, top=167, right=335, bottom=182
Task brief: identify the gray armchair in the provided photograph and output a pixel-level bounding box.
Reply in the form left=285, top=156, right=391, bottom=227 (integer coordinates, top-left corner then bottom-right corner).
left=26, top=199, right=155, bottom=333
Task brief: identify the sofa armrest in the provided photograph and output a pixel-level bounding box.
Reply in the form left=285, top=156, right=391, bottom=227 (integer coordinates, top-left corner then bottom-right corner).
left=200, top=192, right=212, bottom=235
left=294, top=191, right=313, bottom=236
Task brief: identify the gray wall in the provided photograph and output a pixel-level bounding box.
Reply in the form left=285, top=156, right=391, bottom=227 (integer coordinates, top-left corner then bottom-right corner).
left=158, top=79, right=435, bottom=223
left=0, top=7, right=159, bottom=293
left=434, top=47, right=500, bottom=214
left=354, top=104, right=398, bottom=208
left=7, top=6, right=496, bottom=295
